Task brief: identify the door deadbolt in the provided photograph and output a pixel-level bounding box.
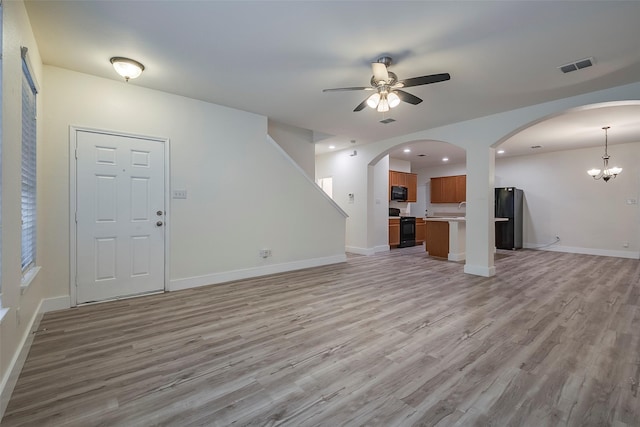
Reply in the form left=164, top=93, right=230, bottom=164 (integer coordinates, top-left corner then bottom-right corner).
left=157, top=210, right=163, bottom=216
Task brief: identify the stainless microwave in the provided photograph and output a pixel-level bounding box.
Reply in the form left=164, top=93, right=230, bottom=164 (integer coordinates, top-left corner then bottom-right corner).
left=390, top=185, right=408, bottom=201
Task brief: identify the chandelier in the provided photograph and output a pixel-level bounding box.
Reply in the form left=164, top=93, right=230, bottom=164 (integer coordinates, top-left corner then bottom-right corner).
left=587, top=126, right=622, bottom=182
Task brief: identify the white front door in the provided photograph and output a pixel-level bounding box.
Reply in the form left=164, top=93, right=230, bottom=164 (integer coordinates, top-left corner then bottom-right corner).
left=75, top=130, right=166, bottom=304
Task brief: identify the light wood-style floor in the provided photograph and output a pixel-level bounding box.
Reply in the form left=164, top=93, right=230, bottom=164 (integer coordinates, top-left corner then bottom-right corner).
left=2, top=247, right=640, bottom=426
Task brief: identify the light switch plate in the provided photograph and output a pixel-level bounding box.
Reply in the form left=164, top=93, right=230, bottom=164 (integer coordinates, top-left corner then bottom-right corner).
left=172, top=189, right=187, bottom=199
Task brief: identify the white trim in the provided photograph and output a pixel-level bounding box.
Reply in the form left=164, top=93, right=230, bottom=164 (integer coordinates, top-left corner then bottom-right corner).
left=464, top=264, right=496, bottom=277
left=0, top=295, right=71, bottom=420
left=524, top=243, right=640, bottom=259
left=448, top=252, right=466, bottom=262
left=41, top=295, right=72, bottom=313
left=266, top=135, right=348, bottom=219
left=345, top=246, right=376, bottom=256
left=0, top=300, right=43, bottom=420
left=69, top=126, right=171, bottom=307
left=20, top=265, right=41, bottom=295
left=168, top=254, right=346, bottom=292
left=0, top=308, right=9, bottom=325
left=374, top=245, right=390, bottom=253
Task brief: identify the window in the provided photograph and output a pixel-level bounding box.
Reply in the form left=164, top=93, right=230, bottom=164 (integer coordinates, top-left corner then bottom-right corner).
left=21, top=47, right=38, bottom=275
left=316, top=177, right=333, bottom=199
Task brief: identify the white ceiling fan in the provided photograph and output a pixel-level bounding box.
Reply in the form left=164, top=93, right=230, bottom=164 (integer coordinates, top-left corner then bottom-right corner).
left=323, top=56, right=451, bottom=112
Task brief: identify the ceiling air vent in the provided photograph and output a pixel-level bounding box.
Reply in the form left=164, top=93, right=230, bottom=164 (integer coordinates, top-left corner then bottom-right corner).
left=380, top=118, right=396, bottom=124
left=559, top=57, right=594, bottom=73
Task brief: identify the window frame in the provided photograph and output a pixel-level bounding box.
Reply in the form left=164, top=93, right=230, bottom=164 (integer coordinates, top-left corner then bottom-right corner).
left=21, top=46, right=39, bottom=279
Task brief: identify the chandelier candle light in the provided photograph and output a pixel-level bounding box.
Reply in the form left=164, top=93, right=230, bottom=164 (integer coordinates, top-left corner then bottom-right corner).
left=587, top=126, right=622, bottom=182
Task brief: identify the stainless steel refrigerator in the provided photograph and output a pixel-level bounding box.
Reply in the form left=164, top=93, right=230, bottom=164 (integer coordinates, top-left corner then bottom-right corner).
left=495, top=187, right=523, bottom=250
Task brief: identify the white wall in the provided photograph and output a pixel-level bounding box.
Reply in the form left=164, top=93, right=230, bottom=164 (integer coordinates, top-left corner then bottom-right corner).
left=267, top=120, right=315, bottom=178
left=414, top=142, right=640, bottom=258
left=42, top=66, right=347, bottom=295
left=372, top=155, right=389, bottom=252
left=495, top=142, right=639, bottom=257
left=315, top=149, right=367, bottom=253
left=1, top=0, right=47, bottom=417
left=316, top=83, right=640, bottom=274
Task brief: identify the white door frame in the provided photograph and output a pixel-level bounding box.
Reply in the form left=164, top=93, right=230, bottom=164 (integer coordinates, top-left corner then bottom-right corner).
left=69, top=126, right=171, bottom=306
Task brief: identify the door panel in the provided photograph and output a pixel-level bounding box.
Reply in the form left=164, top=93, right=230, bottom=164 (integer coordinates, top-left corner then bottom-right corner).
left=76, top=130, right=165, bottom=304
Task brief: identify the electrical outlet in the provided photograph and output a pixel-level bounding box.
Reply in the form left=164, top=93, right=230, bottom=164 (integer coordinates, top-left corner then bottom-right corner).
left=623, top=242, right=629, bottom=248
left=259, top=249, right=272, bottom=258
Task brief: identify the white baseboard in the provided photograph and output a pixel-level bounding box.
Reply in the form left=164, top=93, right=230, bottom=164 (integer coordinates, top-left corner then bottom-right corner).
left=0, top=295, right=76, bottom=421
left=374, top=245, right=390, bottom=253
left=40, top=295, right=71, bottom=313
left=169, top=254, right=347, bottom=291
left=345, top=246, right=376, bottom=256
left=448, top=252, right=466, bottom=262
left=464, top=264, right=496, bottom=277
left=524, top=243, right=640, bottom=259
left=0, top=300, right=44, bottom=421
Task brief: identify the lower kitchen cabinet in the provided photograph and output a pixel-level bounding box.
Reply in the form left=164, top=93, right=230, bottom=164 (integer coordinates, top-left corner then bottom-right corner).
left=425, top=221, right=449, bottom=258
left=389, top=218, right=400, bottom=247
left=415, top=218, right=425, bottom=244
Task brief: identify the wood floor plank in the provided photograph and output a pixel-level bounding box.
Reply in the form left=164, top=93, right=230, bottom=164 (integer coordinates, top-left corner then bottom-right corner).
left=2, top=247, right=639, bottom=426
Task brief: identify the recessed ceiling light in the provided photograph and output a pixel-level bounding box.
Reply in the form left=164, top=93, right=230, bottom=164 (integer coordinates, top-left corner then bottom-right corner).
left=417, top=154, right=427, bottom=157
left=329, top=145, right=335, bottom=149
left=442, top=157, right=449, bottom=162
left=403, top=148, right=411, bottom=153
left=497, top=149, right=505, bottom=154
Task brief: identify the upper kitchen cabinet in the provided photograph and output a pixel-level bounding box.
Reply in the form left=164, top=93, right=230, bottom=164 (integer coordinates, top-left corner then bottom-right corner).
left=389, top=170, right=418, bottom=202
left=406, top=173, right=417, bottom=202
left=431, top=175, right=466, bottom=203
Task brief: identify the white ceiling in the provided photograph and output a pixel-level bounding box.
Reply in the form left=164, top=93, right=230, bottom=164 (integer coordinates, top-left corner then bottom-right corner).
left=24, top=1, right=640, bottom=168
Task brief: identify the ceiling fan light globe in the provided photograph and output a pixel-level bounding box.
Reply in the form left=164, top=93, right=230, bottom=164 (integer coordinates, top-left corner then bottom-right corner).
left=366, top=93, right=381, bottom=109
left=387, top=92, right=401, bottom=108
left=610, top=166, right=622, bottom=175
left=587, top=168, right=601, bottom=177
left=377, top=98, right=390, bottom=112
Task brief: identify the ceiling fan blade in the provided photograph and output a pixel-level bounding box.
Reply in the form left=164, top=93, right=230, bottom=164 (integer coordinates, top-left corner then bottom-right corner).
left=394, top=90, right=423, bottom=105
left=372, top=62, right=389, bottom=83
left=398, top=73, right=451, bottom=88
left=353, top=98, right=369, bottom=112
left=322, top=87, right=374, bottom=92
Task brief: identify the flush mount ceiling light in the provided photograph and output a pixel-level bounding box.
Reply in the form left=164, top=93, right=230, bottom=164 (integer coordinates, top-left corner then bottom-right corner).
left=110, top=57, right=145, bottom=82
left=587, top=126, right=622, bottom=182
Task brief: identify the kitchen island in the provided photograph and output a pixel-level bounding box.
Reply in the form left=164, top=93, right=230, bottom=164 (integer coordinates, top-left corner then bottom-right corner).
left=425, top=217, right=508, bottom=261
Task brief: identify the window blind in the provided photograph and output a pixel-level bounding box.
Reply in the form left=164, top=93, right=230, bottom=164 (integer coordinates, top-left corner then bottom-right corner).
left=21, top=51, right=37, bottom=272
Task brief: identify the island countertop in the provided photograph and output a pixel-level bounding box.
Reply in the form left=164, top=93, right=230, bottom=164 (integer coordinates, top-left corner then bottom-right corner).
left=424, top=217, right=509, bottom=261
left=425, top=217, right=509, bottom=222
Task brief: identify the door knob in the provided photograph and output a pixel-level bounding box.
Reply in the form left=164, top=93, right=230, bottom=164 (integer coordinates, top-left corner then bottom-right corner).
left=156, top=221, right=163, bottom=227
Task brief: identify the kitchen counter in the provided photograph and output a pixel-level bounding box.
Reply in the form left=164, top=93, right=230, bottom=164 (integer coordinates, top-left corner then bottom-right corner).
left=425, top=217, right=509, bottom=261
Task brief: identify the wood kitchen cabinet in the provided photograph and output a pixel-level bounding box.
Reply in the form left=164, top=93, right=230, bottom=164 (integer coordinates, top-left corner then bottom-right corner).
left=430, top=175, right=466, bottom=203
left=389, top=218, right=400, bottom=247
left=415, top=218, right=425, bottom=244
left=389, top=170, right=418, bottom=202
left=425, top=221, right=449, bottom=258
